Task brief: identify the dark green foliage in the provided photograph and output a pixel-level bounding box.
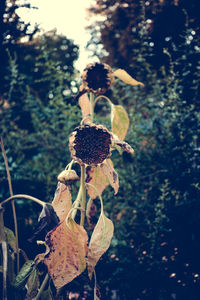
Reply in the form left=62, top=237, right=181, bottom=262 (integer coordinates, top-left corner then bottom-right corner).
left=86, top=1, right=200, bottom=299
left=1, top=0, right=200, bottom=299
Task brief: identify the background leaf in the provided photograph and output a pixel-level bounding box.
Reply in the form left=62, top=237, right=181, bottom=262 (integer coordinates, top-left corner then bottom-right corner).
left=88, top=213, right=114, bottom=279
left=111, top=104, right=129, bottom=141
left=44, top=219, right=88, bottom=289
left=113, top=69, right=144, bottom=86
left=52, top=182, right=72, bottom=222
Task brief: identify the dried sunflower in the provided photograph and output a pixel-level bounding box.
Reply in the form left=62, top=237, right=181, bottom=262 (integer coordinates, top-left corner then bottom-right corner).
left=69, top=123, right=134, bottom=167
left=81, top=62, right=114, bottom=95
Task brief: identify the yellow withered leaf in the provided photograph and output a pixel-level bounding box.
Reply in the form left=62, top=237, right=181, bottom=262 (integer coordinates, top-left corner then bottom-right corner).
left=86, top=165, right=109, bottom=199
left=111, top=104, right=129, bottom=141
left=44, top=219, right=88, bottom=289
left=88, top=213, right=114, bottom=279
left=113, top=69, right=144, bottom=86
left=52, top=182, right=72, bottom=222
left=86, top=159, right=119, bottom=198
left=100, top=159, right=119, bottom=195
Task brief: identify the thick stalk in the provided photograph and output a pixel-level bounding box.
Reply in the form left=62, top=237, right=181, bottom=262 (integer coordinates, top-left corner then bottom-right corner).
left=71, top=185, right=82, bottom=220
left=0, top=138, right=19, bottom=272
left=80, top=165, right=86, bottom=226
left=89, top=92, right=94, bottom=122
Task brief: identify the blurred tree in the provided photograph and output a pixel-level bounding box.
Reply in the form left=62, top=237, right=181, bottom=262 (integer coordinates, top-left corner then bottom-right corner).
left=87, top=0, right=200, bottom=72
left=0, top=0, right=39, bottom=97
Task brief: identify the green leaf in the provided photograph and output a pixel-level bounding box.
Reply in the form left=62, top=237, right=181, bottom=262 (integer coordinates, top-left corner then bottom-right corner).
left=13, top=260, right=35, bottom=289
left=111, top=104, right=129, bottom=141
left=88, top=213, right=114, bottom=279
left=113, top=68, right=144, bottom=86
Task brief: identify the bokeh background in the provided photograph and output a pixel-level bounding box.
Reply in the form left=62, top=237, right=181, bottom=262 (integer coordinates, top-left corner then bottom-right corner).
left=0, top=0, right=200, bottom=299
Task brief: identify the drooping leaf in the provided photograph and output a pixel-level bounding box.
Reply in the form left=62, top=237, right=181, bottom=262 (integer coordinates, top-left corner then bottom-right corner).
left=28, top=203, right=59, bottom=243
left=13, top=260, right=35, bottom=289
left=88, top=213, right=114, bottom=279
left=113, top=69, right=144, bottom=86
left=52, top=182, right=72, bottom=222
left=100, top=159, right=119, bottom=195
left=78, top=85, right=91, bottom=123
left=86, top=165, right=109, bottom=199
left=86, top=159, right=118, bottom=197
left=44, top=219, right=88, bottom=289
left=111, top=104, right=129, bottom=141
left=25, top=267, right=40, bottom=300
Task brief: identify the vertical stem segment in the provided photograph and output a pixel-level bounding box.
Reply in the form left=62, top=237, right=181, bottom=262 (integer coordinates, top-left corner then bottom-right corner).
left=0, top=138, right=19, bottom=272
left=89, top=92, right=94, bottom=122
left=80, top=165, right=86, bottom=226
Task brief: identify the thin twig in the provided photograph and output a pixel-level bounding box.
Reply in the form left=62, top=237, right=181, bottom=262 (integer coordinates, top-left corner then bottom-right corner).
left=0, top=137, right=19, bottom=272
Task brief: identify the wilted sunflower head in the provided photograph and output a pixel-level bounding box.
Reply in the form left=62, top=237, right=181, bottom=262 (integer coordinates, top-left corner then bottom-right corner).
left=81, top=62, right=114, bottom=95
left=69, top=123, right=112, bottom=167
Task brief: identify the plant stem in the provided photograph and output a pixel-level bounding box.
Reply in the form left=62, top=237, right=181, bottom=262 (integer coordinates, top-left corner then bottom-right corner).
left=71, top=185, right=82, bottom=220
left=1, top=194, right=45, bottom=208
left=34, top=273, right=49, bottom=300
left=89, top=92, right=94, bottom=122
left=94, top=95, right=113, bottom=108
left=0, top=137, right=19, bottom=272
left=80, top=165, right=86, bottom=226
left=2, top=241, right=7, bottom=300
